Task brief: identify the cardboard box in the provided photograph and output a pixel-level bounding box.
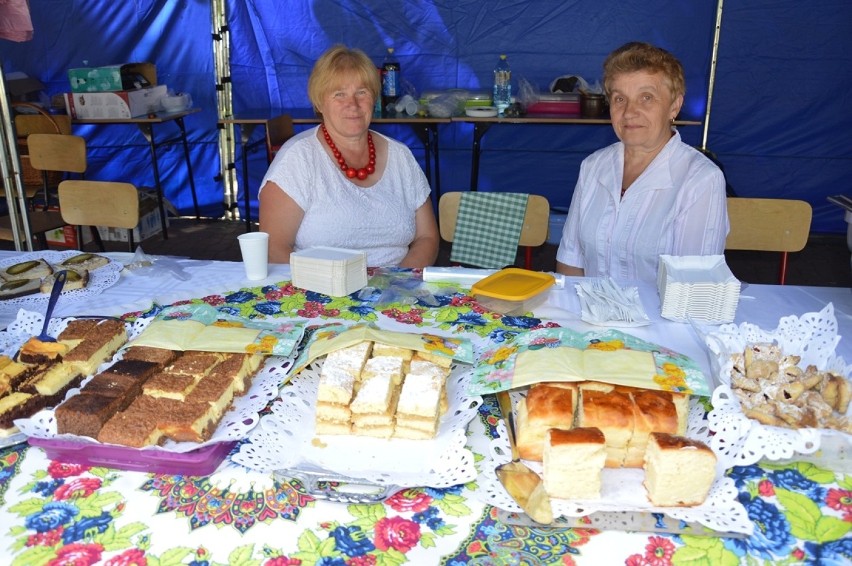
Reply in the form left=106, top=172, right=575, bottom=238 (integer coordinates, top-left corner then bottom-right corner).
left=64, top=85, right=167, bottom=119
left=45, top=224, right=94, bottom=249
left=96, top=191, right=169, bottom=243
left=68, top=62, right=157, bottom=93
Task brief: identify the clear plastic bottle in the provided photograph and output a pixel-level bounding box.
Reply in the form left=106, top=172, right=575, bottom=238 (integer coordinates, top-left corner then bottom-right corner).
left=381, top=47, right=400, bottom=115
left=492, top=54, right=512, bottom=115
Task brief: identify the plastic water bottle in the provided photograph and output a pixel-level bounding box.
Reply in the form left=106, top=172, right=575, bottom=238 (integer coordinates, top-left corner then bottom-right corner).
left=381, top=48, right=400, bottom=115
left=493, top=54, right=512, bottom=115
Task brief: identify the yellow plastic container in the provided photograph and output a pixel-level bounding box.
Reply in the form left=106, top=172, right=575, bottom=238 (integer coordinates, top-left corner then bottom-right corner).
left=471, top=268, right=555, bottom=315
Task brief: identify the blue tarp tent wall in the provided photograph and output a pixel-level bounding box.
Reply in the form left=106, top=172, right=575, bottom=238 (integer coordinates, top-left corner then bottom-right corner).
left=2, top=1, right=850, bottom=234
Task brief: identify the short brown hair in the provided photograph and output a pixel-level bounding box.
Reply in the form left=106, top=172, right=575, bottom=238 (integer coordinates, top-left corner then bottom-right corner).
left=308, top=44, right=380, bottom=114
left=603, top=42, right=685, bottom=100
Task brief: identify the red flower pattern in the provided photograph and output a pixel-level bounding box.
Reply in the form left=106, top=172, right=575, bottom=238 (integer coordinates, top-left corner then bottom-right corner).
left=373, top=516, right=421, bottom=553
left=264, top=557, right=302, bottom=566
left=758, top=479, right=775, bottom=497
left=103, top=548, right=147, bottom=566
left=385, top=490, right=433, bottom=513
left=53, top=477, right=103, bottom=500
left=47, top=462, right=88, bottom=479
left=825, top=488, right=852, bottom=512
left=643, top=535, right=675, bottom=566
left=48, top=542, right=104, bottom=566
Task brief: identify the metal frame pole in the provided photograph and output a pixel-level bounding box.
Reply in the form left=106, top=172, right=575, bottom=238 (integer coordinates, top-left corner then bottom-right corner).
left=701, top=0, right=725, bottom=151
left=211, top=0, right=238, bottom=220
left=0, top=68, right=34, bottom=251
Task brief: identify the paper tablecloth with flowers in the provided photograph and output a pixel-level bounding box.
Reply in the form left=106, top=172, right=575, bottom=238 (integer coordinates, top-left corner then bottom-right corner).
left=1, top=270, right=850, bottom=565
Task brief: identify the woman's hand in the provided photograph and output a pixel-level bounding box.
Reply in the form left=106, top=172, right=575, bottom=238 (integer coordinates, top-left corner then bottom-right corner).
left=258, top=181, right=304, bottom=264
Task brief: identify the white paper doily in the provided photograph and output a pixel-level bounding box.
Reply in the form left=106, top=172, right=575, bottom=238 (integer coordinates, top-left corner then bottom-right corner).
left=466, top=391, right=753, bottom=535
left=233, top=359, right=482, bottom=488
left=706, top=303, right=852, bottom=469
left=12, top=311, right=294, bottom=453
left=0, top=250, right=122, bottom=310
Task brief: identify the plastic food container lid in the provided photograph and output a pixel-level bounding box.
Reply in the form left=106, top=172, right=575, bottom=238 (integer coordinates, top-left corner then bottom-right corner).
left=465, top=106, right=498, bottom=117
left=471, top=268, right=555, bottom=300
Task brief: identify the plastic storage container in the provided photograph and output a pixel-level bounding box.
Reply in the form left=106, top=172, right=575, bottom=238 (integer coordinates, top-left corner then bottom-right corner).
left=471, top=268, right=555, bottom=315
left=492, top=55, right=511, bottom=115
left=28, top=437, right=236, bottom=475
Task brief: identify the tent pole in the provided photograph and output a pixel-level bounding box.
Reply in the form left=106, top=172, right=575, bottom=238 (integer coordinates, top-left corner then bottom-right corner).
left=0, top=67, right=34, bottom=251
left=211, top=0, right=238, bottom=221
left=701, top=0, right=725, bottom=152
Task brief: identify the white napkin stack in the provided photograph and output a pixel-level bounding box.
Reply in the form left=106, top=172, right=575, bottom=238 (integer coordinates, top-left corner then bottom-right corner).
left=290, top=247, right=368, bottom=297
left=657, top=255, right=741, bottom=323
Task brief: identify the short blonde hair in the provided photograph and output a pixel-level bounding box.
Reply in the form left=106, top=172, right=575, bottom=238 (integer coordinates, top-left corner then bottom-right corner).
left=603, top=42, right=685, bottom=100
left=308, top=44, right=380, bottom=115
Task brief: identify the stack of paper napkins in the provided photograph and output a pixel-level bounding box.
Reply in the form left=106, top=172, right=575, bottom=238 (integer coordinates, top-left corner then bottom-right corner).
left=657, top=254, right=741, bottom=323
left=290, top=247, right=368, bottom=297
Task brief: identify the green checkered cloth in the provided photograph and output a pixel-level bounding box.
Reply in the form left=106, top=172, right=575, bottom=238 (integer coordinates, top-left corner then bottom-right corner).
left=450, top=192, right=529, bottom=268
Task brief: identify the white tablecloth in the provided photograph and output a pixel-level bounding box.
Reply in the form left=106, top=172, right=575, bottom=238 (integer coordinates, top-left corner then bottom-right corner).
left=0, top=250, right=849, bottom=378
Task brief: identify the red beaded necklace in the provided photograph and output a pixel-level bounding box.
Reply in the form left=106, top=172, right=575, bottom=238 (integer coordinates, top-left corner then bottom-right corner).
left=321, top=124, right=376, bottom=180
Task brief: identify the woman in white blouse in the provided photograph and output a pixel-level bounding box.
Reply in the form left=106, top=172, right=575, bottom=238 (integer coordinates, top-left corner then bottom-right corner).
left=556, top=42, right=729, bottom=283
left=259, top=45, right=439, bottom=268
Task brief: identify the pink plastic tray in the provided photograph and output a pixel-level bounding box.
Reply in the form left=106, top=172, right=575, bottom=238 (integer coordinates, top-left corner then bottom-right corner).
left=526, top=100, right=581, bottom=115
left=28, top=437, right=236, bottom=476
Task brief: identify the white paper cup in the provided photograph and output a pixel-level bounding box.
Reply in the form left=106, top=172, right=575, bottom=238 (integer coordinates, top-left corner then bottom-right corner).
left=237, top=232, right=269, bottom=280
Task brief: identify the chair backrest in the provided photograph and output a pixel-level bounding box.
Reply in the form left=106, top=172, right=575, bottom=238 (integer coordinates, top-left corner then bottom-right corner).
left=265, top=114, right=295, bottom=163
left=439, top=191, right=549, bottom=269
left=13, top=103, right=72, bottom=136
left=439, top=191, right=550, bottom=246
left=725, top=197, right=811, bottom=252
left=27, top=133, right=87, bottom=174
left=725, top=197, right=812, bottom=284
left=58, top=180, right=140, bottom=230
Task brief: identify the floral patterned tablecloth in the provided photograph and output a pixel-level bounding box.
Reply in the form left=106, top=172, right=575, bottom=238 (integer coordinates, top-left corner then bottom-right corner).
left=1, top=271, right=850, bottom=565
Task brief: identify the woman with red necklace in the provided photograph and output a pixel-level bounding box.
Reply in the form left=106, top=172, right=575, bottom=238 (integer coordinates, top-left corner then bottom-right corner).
left=259, top=44, right=439, bottom=267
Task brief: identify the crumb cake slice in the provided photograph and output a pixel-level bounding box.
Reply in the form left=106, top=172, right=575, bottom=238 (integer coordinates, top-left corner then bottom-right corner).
left=0, top=392, right=46, bottom=429
left=62, top=319, right=128, bottom=374
left=143, top=371, right=199, bottom=400
left=165, top=351, right=223, bottom=378
left=121, top=345, right=179, bottom=368
left=18, top=337, right=68, bottom=365
left=98, top=408, right=163, bottom=448
left=55, top=392, right=126, bottom=438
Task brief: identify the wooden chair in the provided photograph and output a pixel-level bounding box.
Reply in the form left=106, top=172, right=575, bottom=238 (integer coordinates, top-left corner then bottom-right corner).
left=438, top=191, right=550, bottom=269
left=9, top=102, right=72, bottom=206
left=58, top=180, right=140, bottom=252
left=26, top=133, right=87, bottom=209
left=725, top=197, right=812, bottom=284
left=265, top=113, right=295, bottom=164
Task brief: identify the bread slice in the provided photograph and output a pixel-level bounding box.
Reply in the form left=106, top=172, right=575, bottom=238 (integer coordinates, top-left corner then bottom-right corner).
left=643, top=432, right=717, bottom=507
left=2, top=258, right=52, bottom=280
left=577, top=389, right=634, bottom=467
left=57, top=252, right=110, bottom=271
left=624, top=388, right=679, bottom=468
left=516, top=383, right=577, bottom=461
left=543, top=427, right=606, bottom=499
left=39, top=268, right=89, bottom=293
left=0, top=278, right=41, bottom=299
